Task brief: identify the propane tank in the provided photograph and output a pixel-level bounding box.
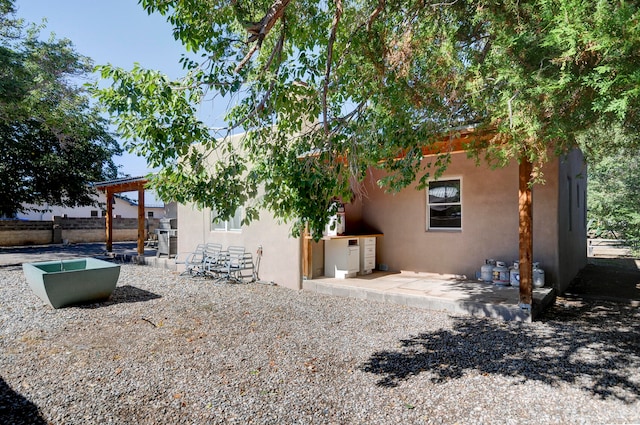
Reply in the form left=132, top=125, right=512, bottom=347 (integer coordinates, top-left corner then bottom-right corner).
left=326, top=201, right=346, bottom=236
left=492, top=261, right=510, bottom=285
left=336, top=203, right=346, bottom=235
left=510, top=261, right=520, bottom=287
left=481, top=259, right=495, bottom=283
left=533, top=262, right=545, bottom=288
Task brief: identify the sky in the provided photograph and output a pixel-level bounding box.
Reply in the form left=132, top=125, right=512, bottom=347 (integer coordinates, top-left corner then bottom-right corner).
left=15, top=0, right=215, bottom=178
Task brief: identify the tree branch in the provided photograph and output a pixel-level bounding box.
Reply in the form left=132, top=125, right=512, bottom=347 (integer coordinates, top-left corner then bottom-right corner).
left=235, top=42, right=261, bottom=73
left=261, top=23, right=286, bottom=73
left=367, top=0, right=385, bottom=31
left=323, top=0, right=343, bottom=136
left=234, top=0, right=291, bottom=73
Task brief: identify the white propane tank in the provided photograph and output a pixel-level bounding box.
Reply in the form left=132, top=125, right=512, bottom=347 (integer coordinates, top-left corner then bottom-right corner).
left=326, top=201, right=346, bottom=236
left=492, top=261, right=510, bottom=285
left=510, top=261, right=520, bottom=287
left=481, top=259, right=495, bottom=283
left=533, top=262, right=545, bottom=288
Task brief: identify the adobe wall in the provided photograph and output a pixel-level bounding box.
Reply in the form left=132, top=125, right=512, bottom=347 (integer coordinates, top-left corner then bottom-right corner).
left=0, top=217, right=160, bottom=246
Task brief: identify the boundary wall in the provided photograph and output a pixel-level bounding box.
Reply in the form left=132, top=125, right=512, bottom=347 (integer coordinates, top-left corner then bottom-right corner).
left=0, top=217, right=160, bottom=246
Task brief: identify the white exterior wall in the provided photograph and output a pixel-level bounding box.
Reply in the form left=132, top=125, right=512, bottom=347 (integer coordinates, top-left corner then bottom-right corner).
left=17, top=193, right=165, bottom=220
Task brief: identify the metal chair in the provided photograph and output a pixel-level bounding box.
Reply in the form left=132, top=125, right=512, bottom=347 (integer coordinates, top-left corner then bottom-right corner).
left=202, top=243, right=223, bottom=277
left=177, top=244, right=206, bottom=276
left=230, top=252, right=256, bottom=283
left=209, top=246, right=246, bottom=282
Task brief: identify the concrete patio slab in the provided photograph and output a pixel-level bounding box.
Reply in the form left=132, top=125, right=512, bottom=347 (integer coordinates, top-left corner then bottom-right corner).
left=303, top=272, right=555, bottom=322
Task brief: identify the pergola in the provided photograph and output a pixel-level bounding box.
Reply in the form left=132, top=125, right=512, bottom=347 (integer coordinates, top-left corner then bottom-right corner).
left=94, top=176, right=149, bottom=257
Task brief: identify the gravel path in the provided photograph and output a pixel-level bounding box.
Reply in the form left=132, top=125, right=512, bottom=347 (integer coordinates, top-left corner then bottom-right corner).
left=1, top=264, right=639, bottom=424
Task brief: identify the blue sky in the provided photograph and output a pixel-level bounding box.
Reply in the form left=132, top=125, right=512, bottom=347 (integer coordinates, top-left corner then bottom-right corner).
left=15, top=0, right=197, bottom=177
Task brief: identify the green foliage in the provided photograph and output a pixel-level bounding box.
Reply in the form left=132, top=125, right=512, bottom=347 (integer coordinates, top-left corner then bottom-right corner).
left=0, top=1, right=121, bottom=217
left=93, top=0, right=640, bottom=237
left=582, top=127, right=640, bottom=250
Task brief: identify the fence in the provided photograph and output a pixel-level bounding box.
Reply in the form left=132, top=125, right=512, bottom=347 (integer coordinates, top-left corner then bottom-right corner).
left=0, top=217, right=161, bottom=247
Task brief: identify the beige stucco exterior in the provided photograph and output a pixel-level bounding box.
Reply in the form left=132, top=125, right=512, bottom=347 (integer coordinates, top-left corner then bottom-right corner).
left=342, top=149, right=587, bottom=292
left=177, top=204, right=302, bottom=289
left=177, top=147, right=587, bottom=293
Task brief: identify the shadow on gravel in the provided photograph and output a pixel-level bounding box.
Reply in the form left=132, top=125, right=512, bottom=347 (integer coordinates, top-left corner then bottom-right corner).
left=0, top=377, right=47, bottom=425
left=361, top=302, right=640, bottom=403
left=78, top=285, right=161, bottom=309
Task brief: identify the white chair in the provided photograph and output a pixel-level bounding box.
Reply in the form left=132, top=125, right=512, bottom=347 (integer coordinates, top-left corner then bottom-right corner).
left=230, top=252, right=256, bottom=283
left=210, top=246, right=246, bottom=282
left=176, top=244, right=206, bottom=276
left=202, top=243, right=223, bottom=277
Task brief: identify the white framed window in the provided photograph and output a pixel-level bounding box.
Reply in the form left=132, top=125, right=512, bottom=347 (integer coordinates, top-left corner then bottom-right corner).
left=427, top=178, right=462, bottom=230
left=211, top=208, right=243, bottom=232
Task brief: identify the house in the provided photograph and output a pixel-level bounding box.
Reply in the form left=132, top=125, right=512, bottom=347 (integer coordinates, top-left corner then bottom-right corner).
left=16, top=192, right=166, bottom=221
left=177, top=129, right=587, bottom=296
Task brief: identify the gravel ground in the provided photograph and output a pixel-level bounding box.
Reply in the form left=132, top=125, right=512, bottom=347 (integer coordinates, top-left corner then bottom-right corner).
left=1, top=264, right=639, bottom=424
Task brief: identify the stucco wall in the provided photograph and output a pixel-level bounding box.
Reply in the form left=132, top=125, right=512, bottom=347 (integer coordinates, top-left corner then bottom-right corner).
left=356, top=152, right=565, bottom=287
left=175, top=148, right=586, bottom=292
left=555, top=149, right=588, bottom=292
left=177, top=204, right=302, bottom=289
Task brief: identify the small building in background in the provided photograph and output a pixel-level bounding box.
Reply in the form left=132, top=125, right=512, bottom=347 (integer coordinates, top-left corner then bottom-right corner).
left=16, top=193, right=166, bottom=221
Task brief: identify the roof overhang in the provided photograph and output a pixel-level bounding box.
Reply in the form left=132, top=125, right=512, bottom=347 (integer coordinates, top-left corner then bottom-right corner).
left=404, top=124, right=494, bottom=158
left=93, top=176, right=149, bottom=193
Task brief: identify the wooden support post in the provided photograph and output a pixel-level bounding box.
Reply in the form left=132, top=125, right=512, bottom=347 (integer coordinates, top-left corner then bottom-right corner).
left=302, top=226, right=312, bottom=280
left=137, top=185, right=145, bottom=257
left=518, top=158, right=533, bottom=307
left=106, top=188, right=114, bottom=252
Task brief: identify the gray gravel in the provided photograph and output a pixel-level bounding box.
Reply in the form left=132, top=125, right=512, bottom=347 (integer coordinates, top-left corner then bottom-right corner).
left=1, top=264, right=639, bottom=424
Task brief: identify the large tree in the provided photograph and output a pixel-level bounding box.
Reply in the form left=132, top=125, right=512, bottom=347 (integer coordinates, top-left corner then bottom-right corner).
left=0, top=0, right=121, bottom=217
left=93, top=0, right=639, bottom=237
left=582, top=125, right=640, bottom=249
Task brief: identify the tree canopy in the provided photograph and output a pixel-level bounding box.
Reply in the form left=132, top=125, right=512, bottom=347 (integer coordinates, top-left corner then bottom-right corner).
left=581, top=125, right=640, bottom=250
left=93, top=0, right=640, bottom=236
left=0, top=0, right=121, bottom=217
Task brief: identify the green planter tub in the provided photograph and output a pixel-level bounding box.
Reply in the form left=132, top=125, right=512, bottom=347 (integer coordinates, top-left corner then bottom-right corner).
left=22, top=258, right=120, bottom=308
